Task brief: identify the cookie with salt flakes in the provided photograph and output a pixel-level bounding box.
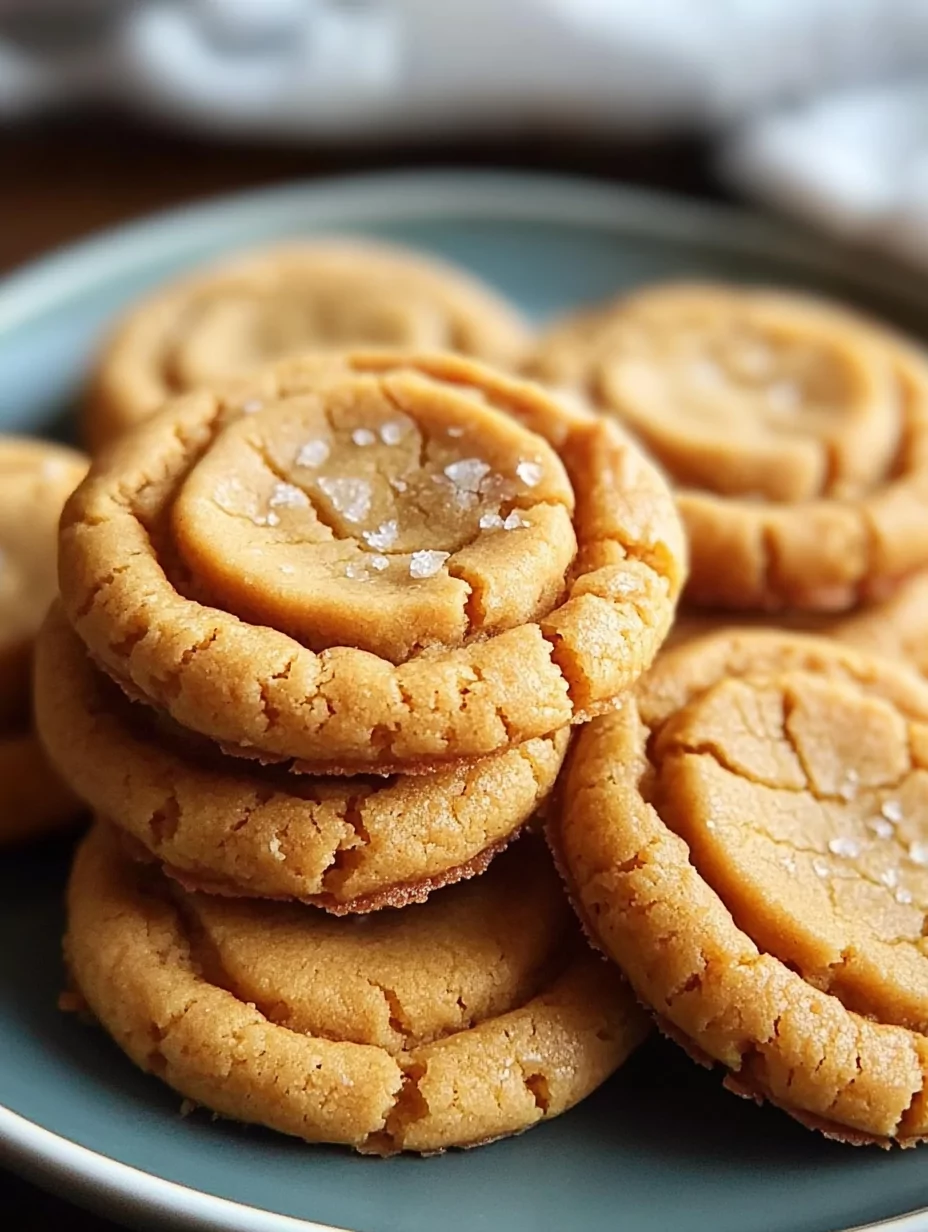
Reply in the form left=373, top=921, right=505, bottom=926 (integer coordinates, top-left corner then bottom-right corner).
left=530, top=283, right=928, bottom=612
left=60, top=351, right=685, bottom=775
left=552, top=630, right=928, bottom=1145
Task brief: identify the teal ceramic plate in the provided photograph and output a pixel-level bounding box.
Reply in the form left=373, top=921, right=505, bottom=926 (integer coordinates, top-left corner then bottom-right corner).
left=2, top=171, right=928, bottom=1232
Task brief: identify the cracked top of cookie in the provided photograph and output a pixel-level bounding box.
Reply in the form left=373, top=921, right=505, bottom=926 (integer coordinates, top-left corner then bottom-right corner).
left=60, top=351, right=685, bottom=773
left=172, top=359, right=573, bottom=660
left=67, top=824, right=644, bottom=1153
left=0, top=437, right=87, bottom=730
left=530, top=283, right=928, bottom=611
left=556, top=629, right=928, bottom=1144
left=86, top=240, right=532, bottom=449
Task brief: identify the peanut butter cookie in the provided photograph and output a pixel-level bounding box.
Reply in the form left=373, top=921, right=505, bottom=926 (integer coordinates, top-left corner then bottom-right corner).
left=552, top=630, right=928, bottom=1144
left=66, top=824, right=646, bottom=1154
left=86, top=241, right=531, bottom=449
left=530, top=283, right=928, bottom=611
left=0, top=437, right=87, bottom=845
left=833, top=572, right=928, bottom=677
left=60, top=351, right=685, bottom=774
left=0, top=437, right=87, bottom=728
left=36, top=604, right=567, bottom=912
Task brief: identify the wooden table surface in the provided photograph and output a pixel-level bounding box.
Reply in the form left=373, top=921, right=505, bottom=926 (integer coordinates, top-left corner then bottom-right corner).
left=0, top=114, right=718, bottom=1231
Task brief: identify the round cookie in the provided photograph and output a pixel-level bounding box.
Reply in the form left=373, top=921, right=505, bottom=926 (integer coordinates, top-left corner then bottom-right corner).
left=664, top=607, right=833, bottom=652
left=0, top=732, right=81, bottom=847
left=36, top=603, right=568, bottom=912
left=66, top=824, right=647, bottom=1154
left=552, top=629, right=928, bottom=1144
left=832, top=572, right=928, bottom=677
left=86, top=241, right=532, bottom=449
left=0, top=437, right=87, bottom=730
left=530, top=283, right=928, bottom=611
left=60, top=350, right=685, bottom=775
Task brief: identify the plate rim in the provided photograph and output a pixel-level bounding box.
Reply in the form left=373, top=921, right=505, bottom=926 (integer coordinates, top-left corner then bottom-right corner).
left=3, top=166, right=928, bottom=1232
left=0, top=1105, right=347, bottom=1232
left=3, top=167, right=928, bottom=334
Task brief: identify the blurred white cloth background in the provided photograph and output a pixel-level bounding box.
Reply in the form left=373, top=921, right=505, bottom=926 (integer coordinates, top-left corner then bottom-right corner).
left=5, top=0, right=928, bottom=266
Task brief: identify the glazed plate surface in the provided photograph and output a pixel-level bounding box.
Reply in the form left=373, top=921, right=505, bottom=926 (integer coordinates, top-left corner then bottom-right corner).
left=2, top=171, right=927, bottom=1232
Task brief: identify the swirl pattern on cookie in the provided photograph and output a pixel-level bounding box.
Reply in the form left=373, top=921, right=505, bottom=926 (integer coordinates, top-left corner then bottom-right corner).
left=553, top=630, right=928, bottom=1143
left=86, top=241, right=532, bottom=448
left=66, top=825, right=647, bottom=1154
left=530, top=283, right=928, bottom=611
left=60, top=351, right=685, bottom=774
left=36, top=604, right=568, bottom=911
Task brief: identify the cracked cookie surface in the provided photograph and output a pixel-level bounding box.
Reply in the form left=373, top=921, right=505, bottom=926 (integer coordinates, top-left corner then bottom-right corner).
left=36, top=604, right=567, bottom=911
left=552, top=630, right=928, bottom=1144
left=529, top=283, right=928, bottom=611
left=85, top=241, right=532, bottom=449
left=60, top=351, right=685, bottom=774
left=66, top=824, right=646, bottom=1154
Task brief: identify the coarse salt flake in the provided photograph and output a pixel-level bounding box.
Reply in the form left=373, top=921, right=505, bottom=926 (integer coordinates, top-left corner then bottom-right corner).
left=363, top=520, right=398, bottom=550
left=318, top=476, right=372, bottom=523
left=828, top=836, right=862, bottom=859
left=351, top=427, right=377, bottom=447
left=380, top=422, right=405, bottom=445
left=370, top=554, right=390, bottom=571
left=269, top=482, right=309, bottom=509
left=268, top=835, right=286, bottom=862
left=882, top=800, right=904, bottom=824
left=479, top=511, right=505, bottom=531
left=516, top=460, right=543, bottom=487
left=296, top=439, right=329, bottom=468
left=868, top=818, right=895, bottom=840
left=444, top=458, right=491, bottom=492
left=909, top=842, right=928, bottom=866
left=409, top=550, right=449, bottom=579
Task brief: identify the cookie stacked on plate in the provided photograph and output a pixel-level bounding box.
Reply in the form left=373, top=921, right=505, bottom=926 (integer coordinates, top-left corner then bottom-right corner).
left=0, top=437, right=87, bottom=847
left=43, top=322, right=687, bottom=1153
left=531, top=281, right=928, bottom=1145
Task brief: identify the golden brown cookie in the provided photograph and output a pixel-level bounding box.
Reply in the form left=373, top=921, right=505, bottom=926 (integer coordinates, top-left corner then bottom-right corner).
left=66, top=824, right=647, bottom=1154
left=530, top=283, right=928, bottom=612
left=60, top=350, right=685, bottom=775
left=0, top=732, right=81, bottom=847
left=0, top=437, right=87, bottom=729
left=832, top=572, right=928, bottom=677
left=86, top=241, right=532, bottom=449
left=664, top=607, right=833, bottom=652
left=36, top=603, right=568, bottom=912
left=552, top=629, right=928, bottom=1145
left=0, top=437, right=87, bottom=846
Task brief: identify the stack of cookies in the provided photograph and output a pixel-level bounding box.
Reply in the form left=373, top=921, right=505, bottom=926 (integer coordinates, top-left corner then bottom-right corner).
left=41, top=337, right=688, bottom=1153
left=531, top=281, right=928, bottom=1146
left=42, top=239, right=928, bottom=1157
left=0, top=437, right=87, bottom=848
